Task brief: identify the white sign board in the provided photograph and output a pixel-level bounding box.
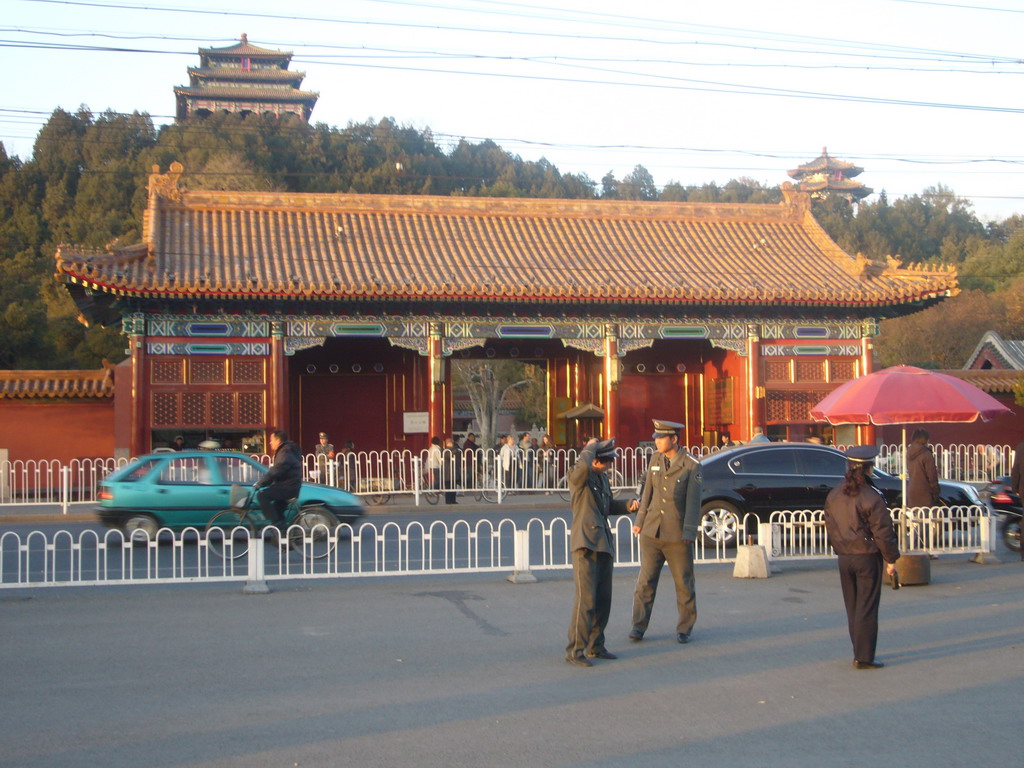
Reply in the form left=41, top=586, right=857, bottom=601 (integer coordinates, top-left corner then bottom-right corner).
left=403, top=411, right=429, bottom=434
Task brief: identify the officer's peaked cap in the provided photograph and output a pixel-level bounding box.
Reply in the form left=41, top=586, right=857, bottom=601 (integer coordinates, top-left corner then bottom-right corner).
left=845, top=445, right=879, bottom=463
left=651, top=419, right=684, bottom=439
left=594, top=437, right=618, bottom=460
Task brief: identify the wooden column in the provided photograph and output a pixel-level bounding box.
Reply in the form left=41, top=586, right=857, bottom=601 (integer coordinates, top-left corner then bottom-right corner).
left=269, top=319, right=288, bottom=433
left=603, top=324, right=620, bottom=440
left=428, top=323, right=445, bottom=439
left=860, top=321, right=877, bottom=445
left=747, top=324, right=762, bottom=441
left=127, top=315, right=147, bottom=458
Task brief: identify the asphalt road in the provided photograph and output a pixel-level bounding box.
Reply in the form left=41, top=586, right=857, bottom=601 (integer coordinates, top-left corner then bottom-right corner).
left=1, top=540, right=1022, bottom=768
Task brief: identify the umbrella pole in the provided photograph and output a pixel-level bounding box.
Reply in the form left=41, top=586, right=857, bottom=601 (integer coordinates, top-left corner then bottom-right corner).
left=900, top=426, right=908, bottom=553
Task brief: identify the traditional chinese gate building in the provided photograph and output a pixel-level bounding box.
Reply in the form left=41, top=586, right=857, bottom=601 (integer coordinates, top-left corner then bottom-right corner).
left=54, top=163, right=958, bottom=457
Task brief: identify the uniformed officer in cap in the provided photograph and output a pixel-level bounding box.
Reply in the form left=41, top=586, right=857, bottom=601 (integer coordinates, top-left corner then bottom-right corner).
left=823, top=444, right=900, bottom=670
left=629, top=419, right=702, bottom=644
left=565, top=437, right=631, bottom=667
left=313, top=432, right=335, bottom=481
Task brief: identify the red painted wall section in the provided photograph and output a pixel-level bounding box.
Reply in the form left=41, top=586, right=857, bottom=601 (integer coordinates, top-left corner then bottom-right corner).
left=0, top=400, right=115, bottom=462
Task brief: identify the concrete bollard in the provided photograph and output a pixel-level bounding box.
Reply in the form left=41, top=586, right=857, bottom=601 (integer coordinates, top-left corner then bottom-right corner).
left=243, top=536, right=270, bottom=594
left=506, top=529, right=537, bottom=583
left=892, top=553, right=930, bottom=586
left=733, top=544, right=771, bottom=579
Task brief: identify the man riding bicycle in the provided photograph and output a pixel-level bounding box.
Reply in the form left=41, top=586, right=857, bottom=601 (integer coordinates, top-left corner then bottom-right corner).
left=254, top=429, right=302, bottom=529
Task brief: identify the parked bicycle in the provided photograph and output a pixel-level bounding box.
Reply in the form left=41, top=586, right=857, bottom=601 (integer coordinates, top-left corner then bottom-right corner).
left=204, top=485, right=340, bottom=560
left=358, top=472, right=440, bottom=506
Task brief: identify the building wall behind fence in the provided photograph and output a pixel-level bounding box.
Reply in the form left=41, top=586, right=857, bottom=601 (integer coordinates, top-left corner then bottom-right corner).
left=0, top=400, right=115, bottom=463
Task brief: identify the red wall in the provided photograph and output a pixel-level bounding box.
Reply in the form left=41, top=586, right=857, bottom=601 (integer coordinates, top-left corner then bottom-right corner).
left=879, top=394, right=1024, bottom=447
left=0, top=400, right=115, bottom=462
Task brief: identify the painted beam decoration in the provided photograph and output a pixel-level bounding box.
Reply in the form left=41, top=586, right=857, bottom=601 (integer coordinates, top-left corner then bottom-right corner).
left=131, top=312, right=874, bottom=357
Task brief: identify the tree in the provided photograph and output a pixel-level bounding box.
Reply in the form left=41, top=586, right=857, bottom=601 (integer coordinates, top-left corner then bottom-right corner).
left=452, top=360, right=546, bottom=451
left=619, top=165, right=658, bottom=201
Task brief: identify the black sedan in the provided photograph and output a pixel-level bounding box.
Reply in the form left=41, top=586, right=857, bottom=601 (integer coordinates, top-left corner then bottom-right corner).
left=698, top=442, right=988, bottom=546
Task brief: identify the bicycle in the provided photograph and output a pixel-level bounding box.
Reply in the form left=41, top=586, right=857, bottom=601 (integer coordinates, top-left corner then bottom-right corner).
left=357, top=472, right=440, bottom=506
left=204, top=485, right=340, bottom=560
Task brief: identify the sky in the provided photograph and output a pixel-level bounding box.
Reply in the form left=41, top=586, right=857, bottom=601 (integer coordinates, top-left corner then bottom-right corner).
left=2, top=0, right=1023, bottom=220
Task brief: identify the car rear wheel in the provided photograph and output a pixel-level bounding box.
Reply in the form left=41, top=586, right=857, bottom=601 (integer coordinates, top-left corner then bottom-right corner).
left=699, top=501, right=741, bottom=547
left=121, top=514, right=160, bottom=542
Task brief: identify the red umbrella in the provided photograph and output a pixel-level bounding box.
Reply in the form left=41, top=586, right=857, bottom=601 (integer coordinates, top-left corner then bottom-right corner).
left=810, top=365, right=1010, bottom=425
left=811, top=365, right=1011, bottom=505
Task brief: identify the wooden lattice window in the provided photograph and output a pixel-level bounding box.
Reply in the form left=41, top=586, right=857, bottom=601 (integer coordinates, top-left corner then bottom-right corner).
left=238, top=392, right=264, bottom=425
left=764, top=361, right=791, bottom=383
left=231, top=359, right=265, bottom=384
left=795, top=360, right=825, bottom=382
left=830, top=360, right=856, bottom=382
left=189, top=360, right=225, bottom=384
left=152, top=393, right=179, bottom=426
left=766, top=390, right=832, bottom=422
left=151, top=360, right=184, bottom=385
left=210, top=393, right=234, bottom=425
left=182, top=393, right=206, bottom=425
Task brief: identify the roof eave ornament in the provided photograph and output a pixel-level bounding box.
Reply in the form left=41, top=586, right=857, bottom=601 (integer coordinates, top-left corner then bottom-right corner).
left=148, top=161, right=184, bottom=203
left=779, top=181, right=811, bottom=218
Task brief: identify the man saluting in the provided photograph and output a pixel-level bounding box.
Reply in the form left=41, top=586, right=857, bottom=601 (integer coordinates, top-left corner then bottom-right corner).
left=565, top=437, right=631, bottom=667
left=629, top=419, right=702, bottom=644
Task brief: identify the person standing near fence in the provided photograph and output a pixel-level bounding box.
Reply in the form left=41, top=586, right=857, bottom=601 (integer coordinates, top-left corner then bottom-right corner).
left=629, top=419, right=702, bottom=645
left=313, top=432, right=335, bottom=482
left=906, top=429, right=940, bottom=508
left=565, top=437, right=630, bottom=667
left=427, top=436, right=443, bottom=491
left=1011, top=440, right=1024, bottom=562
left=443, top=436, right=460, bottom=504
left=823, top=445, right=900, bottom=670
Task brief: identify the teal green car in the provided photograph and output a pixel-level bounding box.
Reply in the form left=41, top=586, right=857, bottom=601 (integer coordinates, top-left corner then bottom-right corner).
left=96, top=450, right=365, bottom=537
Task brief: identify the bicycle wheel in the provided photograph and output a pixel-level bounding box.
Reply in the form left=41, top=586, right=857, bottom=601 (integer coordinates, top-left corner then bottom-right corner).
left=291, top=504, right=339, bottom=560
left=205, top=510, right=256, bottom=560
left=556, top=474, right=571, bottom=502
left=365, top=493, right=391, bottom=506
left=478, top=467, right=499, bottom=503
left=423, top=485, right=440, bottom=505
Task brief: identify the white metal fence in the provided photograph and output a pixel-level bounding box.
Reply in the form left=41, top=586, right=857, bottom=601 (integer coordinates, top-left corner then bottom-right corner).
left=0, top=443, right=1015, bottom=508
left=0, top=505, right=994, bottom=588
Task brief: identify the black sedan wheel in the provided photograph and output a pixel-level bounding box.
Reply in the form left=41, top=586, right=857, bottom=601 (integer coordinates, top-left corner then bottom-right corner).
left=699, top=501, right=741, bottom=547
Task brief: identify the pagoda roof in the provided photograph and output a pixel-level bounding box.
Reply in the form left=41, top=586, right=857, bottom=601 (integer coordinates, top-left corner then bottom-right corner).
left=796, top=178, right=873, bottom=200
left=199, top=34, right=291, bottom=60
left=174, top=86, right=319, bottom=103
left=788, top=147, right=864, bottom=179
left=54, top=164, right=958, bottom=312
left=188, top=67, right=306, bottom=84
left=0, top=368, right=114, bottom=400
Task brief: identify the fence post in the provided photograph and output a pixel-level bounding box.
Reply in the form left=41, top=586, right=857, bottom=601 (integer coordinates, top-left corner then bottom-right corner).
left=413, top=455, right=421, bottom=506
left=506, top=529, right=537, bottom=583
left=60, top=465, right=70, bottom=515
left=0, top=449, right=8, bottom=503
left=496, top=456, right=504, bottom=504
left=243, top=536, right=270, bottom=593
left=970, top=508, right=1001, bottom=564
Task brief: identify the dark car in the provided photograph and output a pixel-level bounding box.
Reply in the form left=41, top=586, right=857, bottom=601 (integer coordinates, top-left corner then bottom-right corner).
left=97, top=450, right=365, bottom=537
left=698, top=442, right=988, bottom=546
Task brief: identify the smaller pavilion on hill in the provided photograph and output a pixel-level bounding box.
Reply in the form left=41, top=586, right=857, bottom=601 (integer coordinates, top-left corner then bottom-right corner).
left=788, top=147, right=872, bottom=203
left=174, top=34, right=318, bottom=121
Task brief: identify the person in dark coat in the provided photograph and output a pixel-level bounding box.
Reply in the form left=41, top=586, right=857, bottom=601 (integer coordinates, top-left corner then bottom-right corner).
left=906, top=429, right=940, bottom=508
left=565, top=437, right=630, bottom=667
left=254, top=429, right=303, bottom=528
left=1011, top=440, right=1024, bottom=562
left=442, top=436, right=461, bottom=504
left=629, top=419, right=703, bottom=644
left=823, top=445, right=900, bottom=670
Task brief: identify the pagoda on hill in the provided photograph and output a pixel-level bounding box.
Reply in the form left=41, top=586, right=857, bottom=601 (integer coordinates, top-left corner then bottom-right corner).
left=788, top=147, right=872, bottom=203
left=174, top=34, right=318, bottom=121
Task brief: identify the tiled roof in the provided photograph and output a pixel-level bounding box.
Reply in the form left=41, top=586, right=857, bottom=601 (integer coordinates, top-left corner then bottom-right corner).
left=789, top=147, right=863, bottom=178
left=940, top=368, right=1024, bottom=394
left=0, top=369, right=114, bottom=399
left=199, top=35, right=291, bottom=59
left=53, top=165, right=959, bottom=309
left=964, top=330, right=1024, bottom=370
left=174, top=86, right=318, bottom=102
left=188, top=67, right=305, bottom=83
